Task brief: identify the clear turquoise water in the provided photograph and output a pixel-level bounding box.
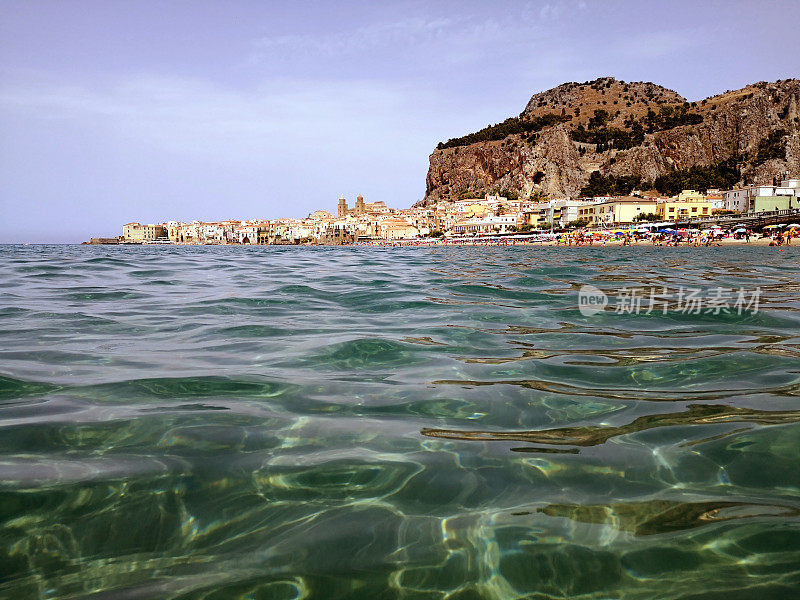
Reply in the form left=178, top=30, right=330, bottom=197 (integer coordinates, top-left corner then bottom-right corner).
left=1, top=244, right=799, bottom=599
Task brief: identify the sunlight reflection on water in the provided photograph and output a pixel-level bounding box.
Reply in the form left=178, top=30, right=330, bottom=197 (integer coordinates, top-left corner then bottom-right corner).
left=0, top=244, right=799, bottom=599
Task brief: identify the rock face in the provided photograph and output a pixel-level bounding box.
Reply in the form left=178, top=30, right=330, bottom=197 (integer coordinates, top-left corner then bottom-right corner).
left=420, top=77, right=800, bottom=204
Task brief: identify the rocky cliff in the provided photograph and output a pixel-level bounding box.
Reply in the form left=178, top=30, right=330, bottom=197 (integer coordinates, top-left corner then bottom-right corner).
left=420, top=77, right=800, bottom=204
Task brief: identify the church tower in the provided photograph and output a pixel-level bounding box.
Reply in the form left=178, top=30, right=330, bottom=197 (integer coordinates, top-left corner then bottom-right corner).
left=337, top=195, right=348, bottom=218
left=355, top=194, right=365, bottom=215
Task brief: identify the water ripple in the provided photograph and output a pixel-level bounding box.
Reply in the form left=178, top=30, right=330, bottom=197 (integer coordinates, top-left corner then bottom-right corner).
left=0, top=244, right=799, bottom=599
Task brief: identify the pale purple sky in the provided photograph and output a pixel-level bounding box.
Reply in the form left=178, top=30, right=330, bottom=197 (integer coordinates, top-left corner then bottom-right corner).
left=1, top=0, right=798, bottom=242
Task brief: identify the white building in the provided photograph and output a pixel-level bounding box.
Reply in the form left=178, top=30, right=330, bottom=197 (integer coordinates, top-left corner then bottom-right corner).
left=552, top=199, right=596, bottom=227
left=723, top=189, right=748, bottom=212
left=286, top=221, right=315, bottom=242
left=452, top=214, right=518, bottom=234
left=723, top=180, right=799, bottom=213
left=781, top=178, right=800, bottom=189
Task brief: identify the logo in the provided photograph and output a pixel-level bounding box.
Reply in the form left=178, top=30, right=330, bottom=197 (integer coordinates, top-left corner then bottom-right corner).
left=576, top=285, right=761, bottom=316
left=578, top=285, right=608, bottom=316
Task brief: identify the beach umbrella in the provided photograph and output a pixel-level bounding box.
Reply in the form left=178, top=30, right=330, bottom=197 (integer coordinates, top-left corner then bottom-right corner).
left=787, top=223, right=800, bottom=227
left=763, top=224, right=779, bottom=229
left=734, top=228, right=747, bottom=233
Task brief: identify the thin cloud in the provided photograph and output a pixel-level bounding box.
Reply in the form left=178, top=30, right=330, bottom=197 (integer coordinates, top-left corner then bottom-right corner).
left=0, top=75, right=456, bottom=162
left=522, top=0, right=589, bottom=22
left=620, top=29, right=706, bottom=59
left=250, top=17, right=458, bottom=61
left=245, top=12, right=560, bottom=69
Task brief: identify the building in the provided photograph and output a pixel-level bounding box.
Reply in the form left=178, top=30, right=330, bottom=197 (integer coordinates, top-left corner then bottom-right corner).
left=365, top=201, right=390, bottom=214
left=723, top=189, right=749, bottom=213
left=577, top=197, right=658, bottom=226
left=319, top=217, right=358, bottom=244
left=198, top=222, right=236, bottom=244
left=655, top=191, right=713, bottom=221
left=166, top=221, right=184, bottom=242
left=522, top=203, right=552, bottom=228
left=551, top=200, right=589, bottom=227
left=122, top=222, right=166, bottom=242
left=176, top=221, right=202, bottom=243
left=706, top=194, right=725, bottom=210
left=746, top=181, right=798, bottom=213
left=676, top=190, right=706, bottom=203
left=235, top=222, right=271, bottom=244
left=337, top=196, right=348, bottom=218
left=518, top=199, right=594, bottom=228
left=378, top=218, right=419, bottom=239
left=749, top=193, right=795, bottom=213
left=723, top=180, right=799, bottom=214
left=452, top=215, right=518, bottom=234
left=286, top=221, right=316, bottom=242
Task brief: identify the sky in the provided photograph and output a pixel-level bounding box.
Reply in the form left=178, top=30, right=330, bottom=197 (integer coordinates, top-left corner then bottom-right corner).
left=1, top=0, right=798, bottom=242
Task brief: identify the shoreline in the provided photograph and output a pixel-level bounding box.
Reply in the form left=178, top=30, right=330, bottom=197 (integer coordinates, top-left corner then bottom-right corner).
left=356, top=237, right=792, bottom=247
left=76, top=237, right=796, bottom=248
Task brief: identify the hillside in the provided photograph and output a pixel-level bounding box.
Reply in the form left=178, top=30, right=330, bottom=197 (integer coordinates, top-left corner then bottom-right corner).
left=420, top=77, right=800, bottom=203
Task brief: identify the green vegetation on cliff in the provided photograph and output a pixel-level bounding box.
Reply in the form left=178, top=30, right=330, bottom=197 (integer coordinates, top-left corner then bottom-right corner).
left=752, top=129, right=788, bottom=164
left=570, top=106, right=702, bottom=151
left=641, top=104, right=703, bottom=133
left=571, top=123, right=644, bottom=151
left=437, top=114, right=570, bottom=149
left=436, top=104, right=704, bottom=153
left=653, top=159, right=739, bottom=196
left=579, top=159, right=740, bottom=197
left=580, top=171, right=644, bottom=197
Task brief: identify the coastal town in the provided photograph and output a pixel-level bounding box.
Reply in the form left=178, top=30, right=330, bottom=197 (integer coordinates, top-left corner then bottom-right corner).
left=91, top=175, right=800, bottom=246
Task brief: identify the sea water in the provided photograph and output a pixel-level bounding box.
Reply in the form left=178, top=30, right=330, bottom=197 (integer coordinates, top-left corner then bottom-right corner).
left=1, top=244, right=799, bottom=599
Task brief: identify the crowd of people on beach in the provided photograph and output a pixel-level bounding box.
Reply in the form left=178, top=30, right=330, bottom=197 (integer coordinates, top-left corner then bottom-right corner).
left=356, top=224, right=799, bottom=247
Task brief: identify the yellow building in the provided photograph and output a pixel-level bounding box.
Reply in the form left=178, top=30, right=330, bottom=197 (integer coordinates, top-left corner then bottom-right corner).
left=122, top=222, right=166, bottom=242
left=463, top=203, right=488, bottom=219
left=656, top=190, right=712, bottom=220
left=166, top=221, right=183, bottom=242
left=577, top=197, right=658, bottom=226
left=522, top=202, right=551, bottom=228
left=677, top=190, right=706, bottom=203
left=378, top=219, right=419, bottom=240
